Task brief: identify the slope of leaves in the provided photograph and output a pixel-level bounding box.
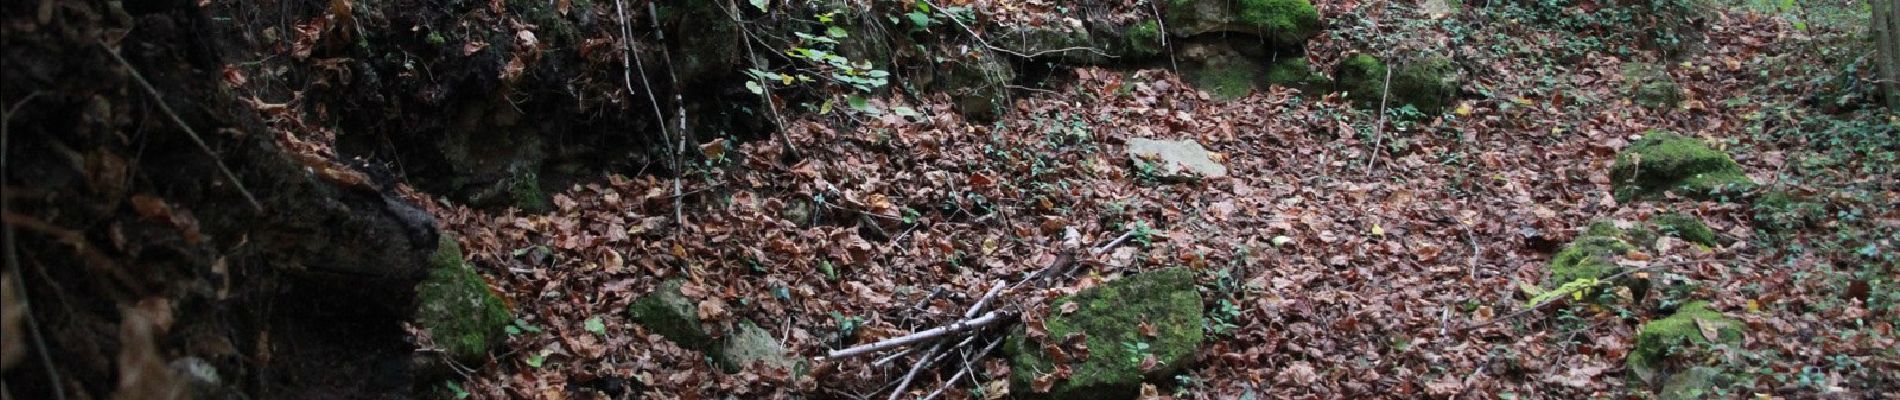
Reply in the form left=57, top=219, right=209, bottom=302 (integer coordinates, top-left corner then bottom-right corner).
left=412, top=1, right=1896, bottom=399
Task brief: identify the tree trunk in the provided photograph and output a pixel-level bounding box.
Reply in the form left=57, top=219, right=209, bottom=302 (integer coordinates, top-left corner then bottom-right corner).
left=1875, top=0, right=1900, bottom=110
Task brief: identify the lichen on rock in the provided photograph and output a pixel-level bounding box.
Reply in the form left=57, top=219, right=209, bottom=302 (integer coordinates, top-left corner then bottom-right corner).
left=1610, top=132, right=1754, bottom=201
left=1007, top=268, right=1205, bottom=398
left=413, top=234, right=512, bottom=364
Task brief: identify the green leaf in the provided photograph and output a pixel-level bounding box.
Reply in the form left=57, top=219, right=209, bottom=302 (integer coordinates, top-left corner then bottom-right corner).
left=583, top=316, right=606, bottom=335
left=749, top=0, right=768, bottom=12
left=827, top=26, right=849, bottom=38
left=906, top=11, right=931, bottom=28
left=745, top=81, right=764, bottom=95
left=892, top=106, right=918, bottom=117
left=444, top=382, right=471, bottom=399
left=847, top=95, right=870, bottom=111
left=525, top=352, right=546, bottom=368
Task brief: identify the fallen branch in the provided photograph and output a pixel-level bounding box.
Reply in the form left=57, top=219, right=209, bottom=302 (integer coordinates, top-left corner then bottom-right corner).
left=102, top=43, right=263, bottom=213
left=920, top=337, right=1005, bottom=400
left=823, top=310, right=1010, bottom=360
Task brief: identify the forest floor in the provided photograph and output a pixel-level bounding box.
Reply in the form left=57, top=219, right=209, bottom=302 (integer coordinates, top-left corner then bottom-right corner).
left=423, top=1, right=1897, bottom=399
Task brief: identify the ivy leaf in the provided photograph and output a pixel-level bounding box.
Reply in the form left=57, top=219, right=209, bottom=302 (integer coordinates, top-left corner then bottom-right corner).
left=892, top=106, right=919, bottom=117
left=584, top=316, right=606, bottom=335
left=827, top=26, right=849, bottom=38
left=906, top=11, right=931, bottom=29
left=847, top=95, right=871, bottom=112
left=745, top=81, right=764, bottom=95
left=749, top=0, right=768, bottom=12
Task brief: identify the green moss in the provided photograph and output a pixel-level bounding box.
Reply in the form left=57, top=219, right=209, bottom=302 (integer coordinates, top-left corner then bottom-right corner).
left=414, top=234, right=512, bottom=364
left=1549, top=234, right=1634, bottom=285
left=1126, top=20, right=1164, bottom=56
left=1265, top=57, right=1327, bottom=88
left=1628, top=301, right=1743, bottom=381
left=1235, top=0, right=1321, bottom=45
left=627, top=279, right=716, bottom=351
left=1651, top=213, right=1717, bottom=246
left=1164, top=0, right=1320, bottom=46
left=1190, top=61, right=1263, bottom=100
left=1008, top=268, right=1205, bottom=398
left=508, top=167, right=549, bottom=213
left=1611, top=132, right=1754, bottom=201
left=1334, top=55, right=1457, bottom=115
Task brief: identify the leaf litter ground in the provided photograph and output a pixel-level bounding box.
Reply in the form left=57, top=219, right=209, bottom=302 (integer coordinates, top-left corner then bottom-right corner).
left=412, top=3, right=1896, bottom=399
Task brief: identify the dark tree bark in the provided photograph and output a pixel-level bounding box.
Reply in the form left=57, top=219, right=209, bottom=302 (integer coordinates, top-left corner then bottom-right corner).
left=1876, top=0, right=1900, bottom=110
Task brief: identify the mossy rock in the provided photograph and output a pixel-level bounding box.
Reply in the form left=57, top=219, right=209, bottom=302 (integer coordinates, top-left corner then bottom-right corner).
left=1187, top=57, right=1265, bottom=100
left=413, top=234, right=513, bottom=364
left=1549, top=231, right=1636, bottom=286
left=1610, top=132, right=1754, bottom=201
left=1626, top=63, right=1683, bottom=109
left=1658, top=366, right=1736, bottom=400
left=1334, top=54, right=1459, bottom=115
left=1164, top=0, right=1321, bottom=47
left=1007, top=268, right=1205, bottom=399
left=1650, top=213, right=1717, bottom=246
left=716, top=320, right=797, bottom=373
left=627, top=279, right=716, bottom=351
left=1124, top=20, right=1165, bottom=57
left=1264, top=57, right=1328, bottom=89
left=1628, top=301, right=1743, bottom=383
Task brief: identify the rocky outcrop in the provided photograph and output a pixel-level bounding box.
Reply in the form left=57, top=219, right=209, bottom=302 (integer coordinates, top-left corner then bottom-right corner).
left=413, top=235, right=513, bottom=364
left=1334, top=54, right=1460, bottom=115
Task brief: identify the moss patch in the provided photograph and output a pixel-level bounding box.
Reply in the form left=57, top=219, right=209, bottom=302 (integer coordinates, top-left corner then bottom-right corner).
left=1550, top=233, right=1635, bottom=285
left=414, top=234, right=512, bottom=364
left=1165, top=0, right=1320, bottom=46
left=1610, top=132, right=1754, bottom=201
left=1008, top=268, right=1204, bottom=398
left=1651, top=213, right=1717, bottom=246
left=1334, top=55, right=1458, bottom=115
left=1628, top=301, right=1743, bottom=382
left=1125, top=20, right=1164, bottom=56
left=1189, top=60, right=1264, bottom=100
left=627, top=279, right=715, bottom=351
left=507, top=167, right=549, bottom=213
left=1265, top=57, right=1327, bottom=89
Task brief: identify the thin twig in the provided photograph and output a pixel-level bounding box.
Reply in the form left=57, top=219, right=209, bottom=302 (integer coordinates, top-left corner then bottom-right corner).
left=1363, top=65, right=1394, bottom=176
left=3, top=92, right=66, bottom=400
left=103, top=44, right=263, bottom=213
left=824, top=310, right=1010, bottom=360
left=919, top=337, right=1005, bottom=400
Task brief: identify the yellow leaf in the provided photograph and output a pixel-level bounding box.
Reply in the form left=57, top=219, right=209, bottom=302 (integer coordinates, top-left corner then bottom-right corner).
left=1370, top=224, right=1385, bottom=237
left=1454, top=103, right=1473, bottom=116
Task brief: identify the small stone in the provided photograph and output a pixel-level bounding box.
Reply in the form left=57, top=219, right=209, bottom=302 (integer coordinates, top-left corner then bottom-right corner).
left=715, top=320, right=796, bottom=374
left=1125, top=138, right=1228, bottom=180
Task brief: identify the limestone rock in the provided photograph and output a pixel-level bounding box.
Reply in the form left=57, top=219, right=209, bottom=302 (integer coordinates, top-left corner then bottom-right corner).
left=413, top=234, right=512, bottom=364
left=1007, top=268, right=1205, bottom=399
left=1610, top=132, right=1753, bottom=201
left=1125, top=138, right=1228, bottom=180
